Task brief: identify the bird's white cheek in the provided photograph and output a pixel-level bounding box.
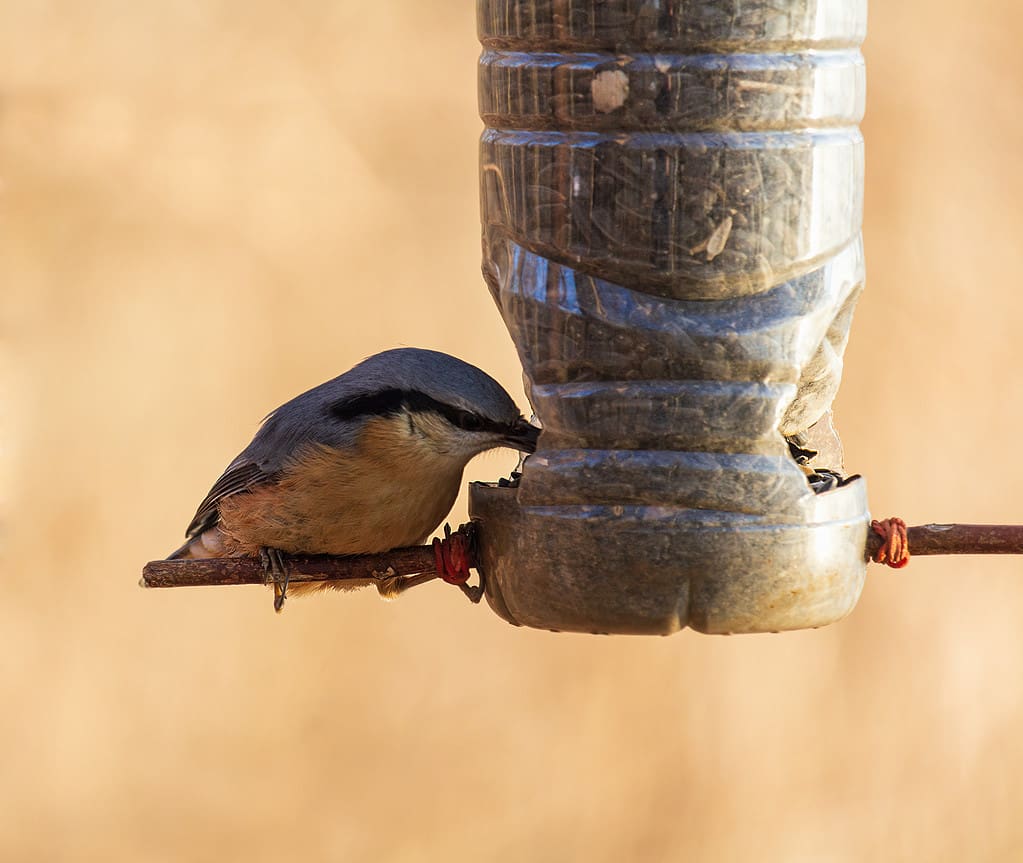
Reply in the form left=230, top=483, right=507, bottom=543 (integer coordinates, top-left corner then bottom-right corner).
left=402, top=431, right=473, bottom=468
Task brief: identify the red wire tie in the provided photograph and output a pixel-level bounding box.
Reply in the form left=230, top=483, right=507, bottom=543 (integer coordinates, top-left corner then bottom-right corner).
left=870, top=517, right=911, bottom=568
left=432, top=524, right=473, bottom=585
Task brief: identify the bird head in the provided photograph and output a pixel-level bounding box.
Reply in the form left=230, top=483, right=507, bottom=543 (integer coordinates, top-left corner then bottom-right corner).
left=323, top=349, right=539, bottom=464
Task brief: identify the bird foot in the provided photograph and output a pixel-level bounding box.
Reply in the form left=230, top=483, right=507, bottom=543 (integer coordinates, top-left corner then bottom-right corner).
left=259, top=547, right=290, bottom=613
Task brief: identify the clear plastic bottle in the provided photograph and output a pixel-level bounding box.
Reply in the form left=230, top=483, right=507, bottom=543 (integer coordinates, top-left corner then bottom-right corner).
left=470, top=0, right=869, bottom=634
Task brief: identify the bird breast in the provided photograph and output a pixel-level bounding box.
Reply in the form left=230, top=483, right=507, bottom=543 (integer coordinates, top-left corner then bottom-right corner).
left=217, top=417, right=466, bottom=556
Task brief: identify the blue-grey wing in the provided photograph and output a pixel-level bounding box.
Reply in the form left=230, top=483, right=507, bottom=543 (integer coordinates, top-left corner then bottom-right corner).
left=181, top=388, right=360, bottom=538
left=184, top=461, right=274, bottom=537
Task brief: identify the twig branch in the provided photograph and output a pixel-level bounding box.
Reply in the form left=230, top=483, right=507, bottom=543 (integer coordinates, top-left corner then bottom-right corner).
left=866, top=523, right=1023, bottom=560
left=140, top=523, right=1023, bottom=593
left=141, top=545, right=441, bottom=589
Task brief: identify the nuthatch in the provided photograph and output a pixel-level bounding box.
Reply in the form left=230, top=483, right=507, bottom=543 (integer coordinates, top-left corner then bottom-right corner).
left=168, top=348, right=538, bottom=610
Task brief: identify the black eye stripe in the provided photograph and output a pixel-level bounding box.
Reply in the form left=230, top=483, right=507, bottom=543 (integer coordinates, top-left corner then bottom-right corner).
left=329, top=389, right=417, bottom=421
left=328, top=388, right=515, bottom=436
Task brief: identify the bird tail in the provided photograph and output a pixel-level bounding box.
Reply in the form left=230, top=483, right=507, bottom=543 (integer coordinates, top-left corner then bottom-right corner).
left=167, top=526, right=227, bottom=560
left=166, top=538, right=197, bottom=560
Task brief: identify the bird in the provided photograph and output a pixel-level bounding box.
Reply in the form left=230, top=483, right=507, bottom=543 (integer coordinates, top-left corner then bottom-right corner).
left=167, top=348, right=539, bottom=610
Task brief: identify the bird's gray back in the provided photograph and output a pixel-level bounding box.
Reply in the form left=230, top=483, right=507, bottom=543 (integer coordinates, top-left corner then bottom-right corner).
left=238, top=348, right=521, bottom=475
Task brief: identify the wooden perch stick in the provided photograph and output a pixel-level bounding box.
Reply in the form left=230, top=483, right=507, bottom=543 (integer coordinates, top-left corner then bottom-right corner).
left=865, top=523, right=1023, bottom=560
left=141, top=523, right=1023, bottom=593
left=141, top=545, right=440, bottom=589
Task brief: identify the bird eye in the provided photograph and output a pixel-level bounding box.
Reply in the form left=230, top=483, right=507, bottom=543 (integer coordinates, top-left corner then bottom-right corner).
left=456, top=411, right=485, bottom=432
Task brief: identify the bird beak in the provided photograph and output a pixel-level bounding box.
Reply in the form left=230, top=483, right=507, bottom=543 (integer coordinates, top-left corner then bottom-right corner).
left=505, top=418, right=540, bottom=454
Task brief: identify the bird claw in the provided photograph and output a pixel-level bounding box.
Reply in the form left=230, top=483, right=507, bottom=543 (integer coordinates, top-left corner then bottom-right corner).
left=260, top=547, right=290, bottom=613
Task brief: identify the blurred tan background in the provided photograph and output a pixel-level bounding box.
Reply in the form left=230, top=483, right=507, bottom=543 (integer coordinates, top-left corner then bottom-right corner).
left=4, top=2, right=1023, bottom=860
